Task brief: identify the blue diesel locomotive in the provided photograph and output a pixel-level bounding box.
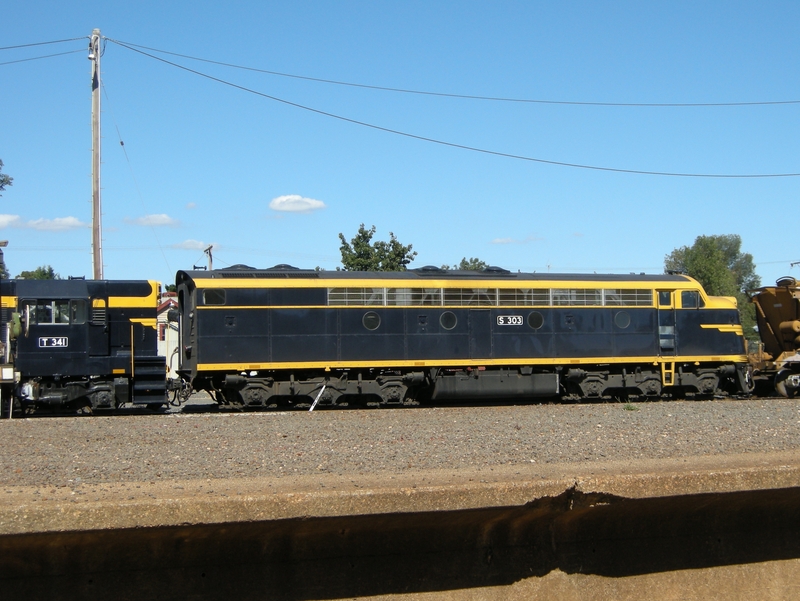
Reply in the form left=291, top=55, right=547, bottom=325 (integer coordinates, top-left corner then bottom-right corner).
left=0, top=278, right=166, bottom=414
left=174, top=265, right=752, bottom=408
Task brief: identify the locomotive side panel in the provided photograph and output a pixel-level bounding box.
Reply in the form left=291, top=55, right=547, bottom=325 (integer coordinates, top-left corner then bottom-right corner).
left=195, top=306, right=271, bottom=366
left=271, top=308, right=338, bottom=363
left=609, top=309, right=659, bottom=357
left=405, top=309, right=471, bottom=361
left=551, top=309, right=614, bottom=358
left=338, top=307, right=406, bottom=362
left=675, top=308, right=746, bottom=356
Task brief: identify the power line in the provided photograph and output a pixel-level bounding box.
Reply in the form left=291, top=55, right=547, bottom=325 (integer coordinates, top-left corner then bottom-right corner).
left=106, top=38, right=800, bottom=179
left=0, top=49, right=84, bottom=67
left=0, top=37, right=87, bottom=51
left=109, top=38, right=800, bottom=108
left=100, top=80, right=173, bottom=276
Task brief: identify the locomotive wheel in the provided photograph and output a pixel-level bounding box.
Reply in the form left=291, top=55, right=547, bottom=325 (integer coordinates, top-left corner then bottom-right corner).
left=775, top=369, right=798, bottom=398
left=378, top=383, right=407, bottom=405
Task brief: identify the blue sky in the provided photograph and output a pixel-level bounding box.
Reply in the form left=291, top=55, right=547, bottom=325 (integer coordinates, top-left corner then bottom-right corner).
left=1, top=1, right=798, bottom=289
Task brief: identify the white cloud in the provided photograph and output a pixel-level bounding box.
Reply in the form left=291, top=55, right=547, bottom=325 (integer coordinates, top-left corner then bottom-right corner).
left=0, top=215, right=21, bottom=229
left=172, top=239, right=216, bottom=251
left=26, top=216, right=87, bottom=231
left=185, top=202, right=197, bottom=210
left=126, top=214, right=179, bottom=227
left=269, top=194, right=326, bottom=213
left=0, top=214, right=88, bottom=231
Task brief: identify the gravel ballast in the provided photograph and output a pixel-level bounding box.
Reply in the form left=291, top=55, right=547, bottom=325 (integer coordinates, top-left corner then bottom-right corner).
left=1, top=398, right=799, bottom=489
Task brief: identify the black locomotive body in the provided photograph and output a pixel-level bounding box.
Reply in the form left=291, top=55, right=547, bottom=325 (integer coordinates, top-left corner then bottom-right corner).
left=0, top=278, right=166, bottom=413
left=175, top=266, right=752, bottom=408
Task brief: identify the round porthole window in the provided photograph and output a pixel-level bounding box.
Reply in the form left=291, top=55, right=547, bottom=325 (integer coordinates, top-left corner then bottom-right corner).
left=362, top=311, right=381, bottom=330
left=528, top=311, right=544, bottom=330
left=614, top=311, right=631, bottom=329
left=440, top=311, right=457, bottom=330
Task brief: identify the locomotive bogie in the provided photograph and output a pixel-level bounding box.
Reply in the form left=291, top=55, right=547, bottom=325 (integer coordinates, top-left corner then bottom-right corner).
left=199, top=369, right=425, bottom=408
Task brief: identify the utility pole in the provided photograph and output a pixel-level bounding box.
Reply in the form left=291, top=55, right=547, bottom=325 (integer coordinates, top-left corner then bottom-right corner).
left=89, top=29, right=103, bottom=280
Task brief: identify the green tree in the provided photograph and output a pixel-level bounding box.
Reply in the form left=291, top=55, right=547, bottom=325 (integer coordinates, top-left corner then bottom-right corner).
left=664, top=234, right=761, bottom=339
left=16, top=265, right=61, bottom=280
left=441, top=257, right=489, bottom=271
left=0, top=160, right=12, bottom=196
left=0, top=160, right=11, bottom=277
left=338, top=224, right=417, bottom=271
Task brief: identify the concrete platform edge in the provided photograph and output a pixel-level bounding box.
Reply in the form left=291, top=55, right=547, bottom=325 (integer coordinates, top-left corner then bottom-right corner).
left=1, top=450, right=798, bottom=535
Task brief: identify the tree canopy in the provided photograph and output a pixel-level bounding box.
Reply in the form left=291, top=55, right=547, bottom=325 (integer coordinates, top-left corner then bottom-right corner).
left=664, top=234, right=760, bottom=339
left=441, top=257, right=489, bottom=271
left=0, top=160, right=12, bottom=196
left=338, top=224, right=417, bottom=271
left=16, top=265, right=61, bottom=280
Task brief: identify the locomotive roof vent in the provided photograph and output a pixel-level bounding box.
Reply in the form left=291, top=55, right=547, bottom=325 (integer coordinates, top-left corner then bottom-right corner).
left=215, top=263, right=318, bottom=279
left=483, top=266, right=511, bottom=274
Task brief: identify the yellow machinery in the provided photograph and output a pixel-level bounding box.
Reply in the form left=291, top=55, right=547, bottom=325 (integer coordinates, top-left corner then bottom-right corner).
left=750, top=277, right=800, bottom=397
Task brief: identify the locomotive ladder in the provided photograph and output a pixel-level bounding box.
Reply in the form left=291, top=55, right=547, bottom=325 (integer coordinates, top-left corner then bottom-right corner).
left=661, top=361, right=676, bottom=387
left=131, top=356, right=168, bottom=404
left=128, top=323, right=167, bottom=405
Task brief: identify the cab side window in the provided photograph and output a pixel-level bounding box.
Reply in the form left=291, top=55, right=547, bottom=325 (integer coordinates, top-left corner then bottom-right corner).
left=53, top=301, right=70, bottom=323
left=21, top=299, right=87, bottom=324
left=203, top=289, right=226, bottom=306
left=681, top=290, right=705, bottom=308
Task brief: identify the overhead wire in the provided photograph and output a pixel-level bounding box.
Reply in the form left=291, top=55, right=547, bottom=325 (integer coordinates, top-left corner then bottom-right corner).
left=100, top=80, right=174, bottom=276
left=106, top=38, right=800, bottom=179
left=0, top=37, right=87, bottom=51
left=109, top=39, right=800, bottom=108
left=0, top=37, right=88, bottom=67
left=0, top=49, right=85, bottom=66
